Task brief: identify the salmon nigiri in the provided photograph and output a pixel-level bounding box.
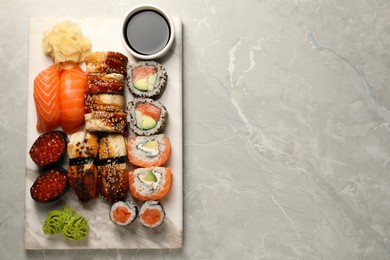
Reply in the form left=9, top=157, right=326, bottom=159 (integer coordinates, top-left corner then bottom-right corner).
left=60, top=65, right=87, bottom=134
left=33, top=65, right=61, bottom=133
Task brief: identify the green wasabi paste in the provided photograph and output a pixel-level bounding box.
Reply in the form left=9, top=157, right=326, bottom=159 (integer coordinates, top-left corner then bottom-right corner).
left=42, top=209, right=64, bottom=235
left=60, top=205, right=76, bottom=225
left=62, top=214, right=89, bottom=241
left=42, top=205, right=89, bottom=241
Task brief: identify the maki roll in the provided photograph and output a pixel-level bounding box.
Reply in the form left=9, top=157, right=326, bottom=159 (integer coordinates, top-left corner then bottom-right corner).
left=127, top=61, right=167, bottom=98
left=127, top=98, right=168, bottom=136
left=128, top=167, right=172, bottom=201
left=139, top=201, right=165, bottom=228
left=110, top=201, right=138, bottom=226
left=29, top=130, right=68, bottom=169
left=127, top=134, right=171, bottom=168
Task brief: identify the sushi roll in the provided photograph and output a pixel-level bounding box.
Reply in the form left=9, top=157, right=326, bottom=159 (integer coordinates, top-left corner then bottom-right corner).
left=127, top=134, right=171, bottom=168
left=128, top=167, right=172, bottom=201
left=127, top=98, right=168, bottom=136
left=139, top=201, right=165, bottom=228
left=127, top=61, right=167, bottom=98
left=110, top=200, right=138, bottom=226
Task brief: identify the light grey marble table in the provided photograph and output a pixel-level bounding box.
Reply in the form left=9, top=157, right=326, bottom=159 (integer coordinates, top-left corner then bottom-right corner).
left=1, top=0, right=390, bottom=259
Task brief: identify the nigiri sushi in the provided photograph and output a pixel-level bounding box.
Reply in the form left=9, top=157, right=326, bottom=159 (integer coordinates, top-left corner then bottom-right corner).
left=85, top=51, right=128, bottom=75
left=126, top=134, right=171, bottom=168
left=97, top=134, right=128, bottom=204
left=84, top=93, right=125, bottom=113
left=128, top=167, right=172, bottom=201
left=67, top=131, right=99, bottom=203
left=84, top=111, right=127, bottom=134
left=33, top=65, right=61, bottom=133
left=60, top=65, right=87, bottom=134
left=86, top=73, right=125, bottom=94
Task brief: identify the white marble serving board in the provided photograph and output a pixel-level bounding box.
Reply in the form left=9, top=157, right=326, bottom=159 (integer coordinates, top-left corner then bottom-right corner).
left=24, top=17, right=182, bottom=249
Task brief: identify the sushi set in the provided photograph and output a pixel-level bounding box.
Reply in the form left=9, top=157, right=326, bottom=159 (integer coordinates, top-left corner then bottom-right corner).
left=25, top=14, right=182, bottom=249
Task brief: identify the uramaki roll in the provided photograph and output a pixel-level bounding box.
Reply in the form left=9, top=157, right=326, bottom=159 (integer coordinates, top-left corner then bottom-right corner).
left=127, top=61, right=167, bottom=98
left=127, top=98, right=168, bottom=136
left=128, top=167, right=172, bottom=202
left=126, top=134, right=171, bottom=168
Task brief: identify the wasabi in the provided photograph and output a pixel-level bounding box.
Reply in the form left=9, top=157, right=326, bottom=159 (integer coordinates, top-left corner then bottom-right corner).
left=42, top=205, right=88, bottom=241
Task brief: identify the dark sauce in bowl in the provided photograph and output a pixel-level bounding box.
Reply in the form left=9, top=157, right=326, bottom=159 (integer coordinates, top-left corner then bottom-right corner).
left=124, top=10, right=171, bottom=55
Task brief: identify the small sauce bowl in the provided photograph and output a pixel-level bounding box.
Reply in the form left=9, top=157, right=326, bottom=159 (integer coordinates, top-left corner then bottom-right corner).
left=121, top=5, right=175, bottom=60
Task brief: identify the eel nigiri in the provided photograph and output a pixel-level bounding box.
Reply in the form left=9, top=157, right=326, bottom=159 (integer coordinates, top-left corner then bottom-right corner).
left=67, top=131, right=99, bottom=203
left=33, top=65, right=61, bottom=133
left=60, top=65, right=87, bottom=134
left=97, top=134, right=129, bottom=204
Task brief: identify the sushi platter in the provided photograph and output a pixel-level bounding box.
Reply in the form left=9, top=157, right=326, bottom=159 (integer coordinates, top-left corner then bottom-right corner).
left=24, top=16, right=182, bottom=249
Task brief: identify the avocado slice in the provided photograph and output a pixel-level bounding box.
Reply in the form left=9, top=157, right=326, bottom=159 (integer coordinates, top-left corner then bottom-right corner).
left=133, top=75, right=156, bottom=91
left=143, top=170, right=157, bottom=182
left=135, top=111, right=157, bottom=130
left=142, top=140, right=158, bottom=150
left=141, top=115, right=157, bottom=130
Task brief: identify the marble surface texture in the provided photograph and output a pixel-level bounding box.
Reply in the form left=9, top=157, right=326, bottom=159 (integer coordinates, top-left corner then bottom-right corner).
left=1, top=0, right=390, bottom=259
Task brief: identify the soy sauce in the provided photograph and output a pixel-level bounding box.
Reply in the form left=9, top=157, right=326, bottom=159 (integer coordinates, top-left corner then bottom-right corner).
left=124, top=10, right=170, bottom=55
